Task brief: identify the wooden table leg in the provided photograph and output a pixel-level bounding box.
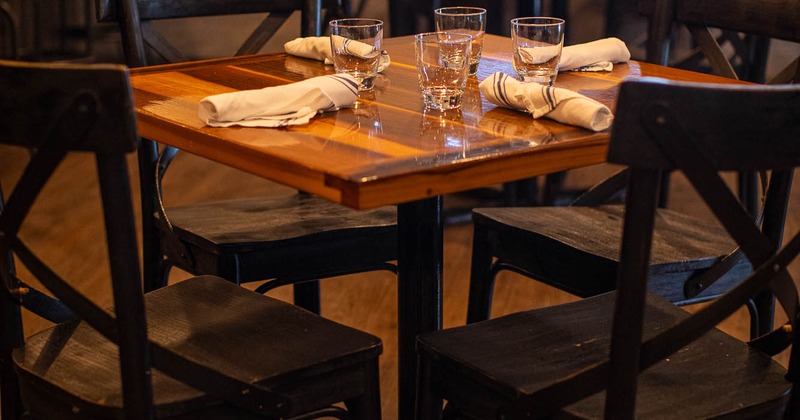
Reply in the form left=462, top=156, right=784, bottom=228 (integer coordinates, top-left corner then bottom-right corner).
left=397, top=197, right=443, bottom=420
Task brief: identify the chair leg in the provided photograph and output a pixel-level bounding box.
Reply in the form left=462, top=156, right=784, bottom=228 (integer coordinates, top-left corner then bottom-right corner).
left=752, top=291, right=775, bottom=338
left=658, top=171, right=671, bottom=208
left=467, top=224, right=495, bottom=324
left=745, top=298, right=761, bottom=340
left=746, top=296, right=780, bottom=342
left=503, top=178, right=539, bottom=206
left=737, top=170, right=760, bottom=218
left=0, top=357, right=22, bottom=420
left=542, top=171, right=567, bottom=205
left=294, top=280, right=321, bottom=314
left=157, top=258, right=173, bottom=289
left=344, top=359, right=382, bottom=420
left=415, top=352, right=443, bottom=420
left=0, top=316, right=23, bottom=419
left=787, top=342, right=800, bottom=419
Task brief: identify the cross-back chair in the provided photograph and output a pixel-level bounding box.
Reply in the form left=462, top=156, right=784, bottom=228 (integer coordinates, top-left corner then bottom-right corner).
left=642, top=0, right=800, bottom=85
left=417, top=78, right=800, bottom=419
left=96, top=0, right=397, bottom=313
left=0, top=59, right=382, bottom=420
left=466, top=0, right=800, bottom=338
left=465, top=144, right=778, bottom=336
left=466, top=159, right=762, bottom=326
left=95, top=0, right=346, bottom=64
left=641, top=0, right=800, bottom=214
left=639, top=0, right=800, bottom=327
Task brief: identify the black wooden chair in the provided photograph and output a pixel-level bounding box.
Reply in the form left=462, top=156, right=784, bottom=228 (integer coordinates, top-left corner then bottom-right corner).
left=466, top=164, right=759, bottom=315
left=467, top=169, right=773, bottom=337
left=642, top=0, right=800, bottom=85
left=639, top=0, right=800, bottom=328
left=417, top=78, right=800, bottom=419
left=96, top=0, right=397, bottom=313
left=641, top=0, right=800, bottom=211
left=0, top=59, right=382, bottom=420
left=96, top=0, right=350, bottom=64
left=467, top=0, right=800, bottom=336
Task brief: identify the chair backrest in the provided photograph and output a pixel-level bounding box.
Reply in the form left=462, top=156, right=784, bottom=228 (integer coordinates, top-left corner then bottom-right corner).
left=96, top=0, right=349, bottom=290
left=0, top=59, right=299, bottom=419
left=609, top=78, right=800, bottom=416
left=0, top=60, right=145, bottom=417
left=641, top=0, right=800, bottom=83
left=95, top=0, right=339, bottom=67
left=514, top=78, right=800, bottom=417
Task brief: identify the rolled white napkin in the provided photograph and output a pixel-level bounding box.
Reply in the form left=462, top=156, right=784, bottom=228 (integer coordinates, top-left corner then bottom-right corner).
left=198, top=74, right=359, bottom=128
left=479, top=72, right=613, bottom=131
left=518, top=44, right=562, bottom=66
left=284, top=36, right=391, bottom=72
left=285, top=36, right=333, bottom=62
left=559, top=37, right=630, bottom=72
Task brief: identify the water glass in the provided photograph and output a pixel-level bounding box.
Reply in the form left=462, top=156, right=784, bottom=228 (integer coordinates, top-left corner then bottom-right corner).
left=414, top=32, right=472, bottom=111
left=511, top=17, right=565, bottom=85
left=329, top=19, right=383, bottom=91
left=434, top=7, right=486, bottom=75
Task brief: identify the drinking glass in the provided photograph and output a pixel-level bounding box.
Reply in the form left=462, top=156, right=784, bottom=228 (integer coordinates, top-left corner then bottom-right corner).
left=434, top=7, right=486, bottom=75
left=511, top=17, right=565, bottom=85
left=414, top=32, right=472, bottom=110
left=329, top=18, right=383, bottom=91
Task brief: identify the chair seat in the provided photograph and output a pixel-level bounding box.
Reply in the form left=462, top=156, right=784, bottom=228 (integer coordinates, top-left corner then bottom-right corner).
left=473, top=205, right=751, bottom=303
left=158, top=194, right=397, bottom=282
left=418, top=292, right=790, bottom=419
left=13, top=275, right=383, bottom=418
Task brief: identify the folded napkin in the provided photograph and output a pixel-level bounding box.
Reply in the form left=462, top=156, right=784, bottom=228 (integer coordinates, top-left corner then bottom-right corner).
left=559, top=37, right=630, bottom=72
left=518, top=44, right=562, bottom=67
left=285, top=36, right=333, bottom=62
left=198, top=74, right=359, bottom=128
left=479, top=72, right=613, bottom=131
left=284, top=36, right=391, bottom=72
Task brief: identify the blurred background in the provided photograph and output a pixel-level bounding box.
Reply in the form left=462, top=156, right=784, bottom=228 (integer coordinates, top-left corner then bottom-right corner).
left=0, top=0, right=664, bottom=65
left=2, top=0, right=796, bottom=79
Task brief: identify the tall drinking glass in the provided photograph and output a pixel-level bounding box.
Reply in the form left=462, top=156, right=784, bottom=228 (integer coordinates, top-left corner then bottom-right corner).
left=511, top=17, right=565, bottom=85
left=329, top=18, right=383, bottom=91
left=434, top=7, right=486, bottom=75
left=414, top=32, right=472, bottom=110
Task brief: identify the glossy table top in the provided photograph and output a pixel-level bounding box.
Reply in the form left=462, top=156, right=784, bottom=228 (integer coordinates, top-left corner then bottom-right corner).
left=130, top=34, right=739, bottom=210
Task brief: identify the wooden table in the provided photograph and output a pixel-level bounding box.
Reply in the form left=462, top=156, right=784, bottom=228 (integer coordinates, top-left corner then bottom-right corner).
left=130, top=34, right=736, bottom=418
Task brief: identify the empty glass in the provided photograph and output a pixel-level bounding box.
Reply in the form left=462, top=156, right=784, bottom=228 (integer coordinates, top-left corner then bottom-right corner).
left=511, top=17, right=565, bottom=85
left=434, top=7, right=486, bottom=75
left=414, top=32, right=473, bottom=110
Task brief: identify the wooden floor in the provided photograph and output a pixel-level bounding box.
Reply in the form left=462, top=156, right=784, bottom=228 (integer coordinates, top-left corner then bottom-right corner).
left=2, top=144, right=798, bottom=419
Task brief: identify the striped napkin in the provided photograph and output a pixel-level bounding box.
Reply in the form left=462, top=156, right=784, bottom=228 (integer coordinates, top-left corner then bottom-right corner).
left=198, top=74, right=359, bottom=128
left=284, top=36, right=391, bottom=72
left=479, top=72, right=613, bottom=131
